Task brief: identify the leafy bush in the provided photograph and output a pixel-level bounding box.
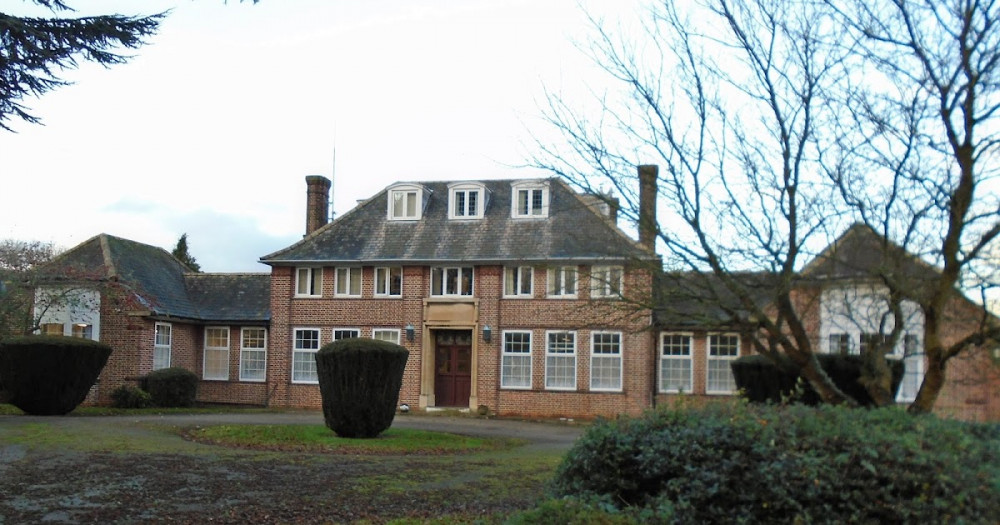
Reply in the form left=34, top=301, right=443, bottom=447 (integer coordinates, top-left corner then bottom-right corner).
left=144, top=367, right=198, bottom=407
left=0, top=335, right=111, bottom=415
left=110, top=384, right=151, bottom=409
left=551, top=403, right=1000, bottom=523
left=732, top=353, right=904, bottom=406
left=505, top=497, right=644, bottom=525
left=316, top=337, right=409, bottom=438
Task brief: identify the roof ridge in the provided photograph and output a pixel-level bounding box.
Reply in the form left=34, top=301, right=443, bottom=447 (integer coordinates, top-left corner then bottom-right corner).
left=98, top=234, right=118, bottom=278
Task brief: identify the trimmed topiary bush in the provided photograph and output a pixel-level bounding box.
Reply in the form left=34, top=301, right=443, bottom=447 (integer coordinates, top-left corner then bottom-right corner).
left=316, top=337, right=409, bottom=438
left=0, top=335, right=111, bottom=415
left=144, top=367, right=198, bottom=407
left=552, top=403, right=1000, bottom=523
left=110, top=384, right=151, bottom=409
left=732, top=353, right=904, bottom=406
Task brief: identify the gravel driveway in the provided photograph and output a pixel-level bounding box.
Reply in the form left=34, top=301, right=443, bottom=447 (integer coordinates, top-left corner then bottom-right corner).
left=0, top=412, right=585, bottom=523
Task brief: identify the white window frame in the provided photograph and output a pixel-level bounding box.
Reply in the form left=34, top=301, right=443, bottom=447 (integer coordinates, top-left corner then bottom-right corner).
left=373, top=328, right=401, bottom=344
left=547, top=266, right=577, bottom=298
left=387, top=184, right=424, bottom=221
left=335, top=267, right=363, bottom=297
left=511, top=181, right=549, bottom=218
left=707, top=333, right=740, bottom=395
left=828, top=333, right=854, bottom=355
left=590, top=266, right=623, bottom=299
left=501, top=330, right=532, bottom=389
left=503, top=266, right=533, bottom=297
left=239, top=327, right=268, bottom=382
left=590, top=331, right=623, bottom=392
left=659, top=332, right=693, bottom=393
left=295, top=267, right=323, bottom=297
left=430, top=266, right=474, bottom=296
left=895, top=333, right=924, bottom=403
left=332, top=328, right=360, bottom=341
left=375, top=266, right=403, bottom=297
left=448, top=183, right=486, bottom=220
left=292, top=328, right=321, bottom=384
left=545, top=330, right=577, bottom=390
left=154, top=322, right=172, bottom=370
left=203, top=326, right=230, bottom=381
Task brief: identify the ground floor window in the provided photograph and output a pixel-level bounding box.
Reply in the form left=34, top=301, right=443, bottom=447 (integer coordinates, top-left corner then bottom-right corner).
left=240, top=327, right=267, bottom=382
left=707, top=333, right=740, bottom=394
left=660, top=333, right=692, bottom=393
left=590, top=332, right=622, bottom=391
left=333, top=328, right=360, bottom=341
left=373, top=328, right=401, bottom=344
left=203, top=327, right=230, bottom=380
left=896, top=334, right=923, bottom=402
left=154, top=322, right=172, bottom=370
left=501, top=331, right=532, bottom=389
left=545, top=331, right=576, bottom=390
left=292, top=328, right=321, bottom=383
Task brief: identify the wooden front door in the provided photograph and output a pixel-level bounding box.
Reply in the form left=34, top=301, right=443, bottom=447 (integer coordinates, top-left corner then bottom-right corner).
left=434, top=330, right=472, bottom=407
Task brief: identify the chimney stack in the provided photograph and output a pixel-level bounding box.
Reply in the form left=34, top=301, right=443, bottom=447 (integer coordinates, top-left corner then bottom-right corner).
left=305, top=175, right=332, bottom=236
left=638, top=165, right=658, bottom=251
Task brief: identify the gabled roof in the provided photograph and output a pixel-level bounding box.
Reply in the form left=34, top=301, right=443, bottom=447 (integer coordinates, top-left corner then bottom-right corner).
left=654, top=271, right=779, bottom=329
left=800, top=223, right=940, bottom=285
left=261, top=178, right=654, bottom=265
left=39, top=234, right=270, bottom=323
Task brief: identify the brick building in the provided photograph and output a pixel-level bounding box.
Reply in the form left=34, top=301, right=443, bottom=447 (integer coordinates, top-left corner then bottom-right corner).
left=30, top=171, right=1000, bottom=420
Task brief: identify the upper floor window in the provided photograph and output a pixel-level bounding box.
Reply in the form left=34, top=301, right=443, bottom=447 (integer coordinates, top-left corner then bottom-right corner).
left=335, top=267, right=362, bottom=297
left=590, top=266, right=623, bottom=298
left=504, top=266, right=533, bottom=297
left=375, top=267, right=403, bottom=297
left=295, top=267, right=322, bottom=297
left=547, top=266, right=577, bottom=298
left=387, top=184, right=427, bottom=220
left=431, top=266, right=473, bottom=296
left=511, top=181, right=549, bottom=218
left=449, top=183, right=487, bottom=219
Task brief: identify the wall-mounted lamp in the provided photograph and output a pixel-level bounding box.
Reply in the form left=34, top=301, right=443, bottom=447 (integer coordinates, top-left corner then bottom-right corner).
left=405, top=324, right=415, bottom=342
left=482, top=324, right=492, bottom=343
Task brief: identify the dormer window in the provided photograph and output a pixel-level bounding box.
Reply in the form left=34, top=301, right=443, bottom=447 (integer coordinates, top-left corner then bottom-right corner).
left=511, top=181, right=549, bottom=218
left=387, top=183, right=427, bottom=221
left=449, top=182, right=487, bottom=220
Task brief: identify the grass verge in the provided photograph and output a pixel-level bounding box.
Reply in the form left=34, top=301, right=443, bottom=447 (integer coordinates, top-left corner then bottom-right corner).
left=185, top=424, right=525, bottom=455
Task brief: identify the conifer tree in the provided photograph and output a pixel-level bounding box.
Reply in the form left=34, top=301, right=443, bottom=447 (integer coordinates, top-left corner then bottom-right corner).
left=171, top=234, right=201, bottom=272
left=0, top=1, right=163, bottom=130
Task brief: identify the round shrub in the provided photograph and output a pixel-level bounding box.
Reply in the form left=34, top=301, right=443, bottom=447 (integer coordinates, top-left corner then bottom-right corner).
left=552, top=404, right=1000, bottom=523
left=0, top=335, right=111, bottom=415
left=316, top=337, right=409, bottom=438
left=732, top=353, right=904, bottom=406
left=144, top=367, right=198, bottom=407
left=110, top=384, right=151, bottom=409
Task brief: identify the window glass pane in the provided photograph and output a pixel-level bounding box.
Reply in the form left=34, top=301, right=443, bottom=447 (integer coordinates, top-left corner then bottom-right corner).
left=461, top=267, right=473, bottom=295
left=389, top=267, right=402, bottom=295
left=431, top=268, right=443, bottom=295
left=518, top=189, right=528, bottom=215
left=468, top=191, right=478, bottom=216
left=455, top=191, right=466, bottom=216
left=531, top=189, right=543, bottom=214
left=405, top=191, right=416, bottom=216
left=446, top=268, right=459, bottom=294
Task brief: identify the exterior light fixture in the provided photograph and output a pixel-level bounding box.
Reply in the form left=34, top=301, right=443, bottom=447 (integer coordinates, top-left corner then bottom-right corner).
left=483, top=325, right=492, bottom=343
left=405, top=324, right=415, bottom=342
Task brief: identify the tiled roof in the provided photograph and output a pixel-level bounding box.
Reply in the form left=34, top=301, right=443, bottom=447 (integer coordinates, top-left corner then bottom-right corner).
left=40, top=234, right=270, bottom=322
left=261, top=178, right=654, bottom=265
left=800, top=223, right=940, bottom=285
left=654, top=271, right=779, bottom=329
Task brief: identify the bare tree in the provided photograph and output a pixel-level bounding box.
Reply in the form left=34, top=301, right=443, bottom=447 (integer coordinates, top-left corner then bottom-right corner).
left=532, top=0, right=1000, bottom=412
left=825, top=0, right=1000, bottom=413
left=0, top=240, right=58, bottom=338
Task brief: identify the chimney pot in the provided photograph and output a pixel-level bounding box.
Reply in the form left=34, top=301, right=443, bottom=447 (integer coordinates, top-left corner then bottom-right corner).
left=305, top=175, right=332, bottom=236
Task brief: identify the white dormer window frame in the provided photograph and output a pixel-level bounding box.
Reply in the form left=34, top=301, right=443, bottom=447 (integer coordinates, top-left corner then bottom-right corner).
left=387, top=183, right=426, bottom=221
left=511, top=181, right=549, bottom=218
left=448, top=182, right=487, bottom=220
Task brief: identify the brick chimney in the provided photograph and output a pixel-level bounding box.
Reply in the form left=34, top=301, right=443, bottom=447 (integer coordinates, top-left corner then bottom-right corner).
left=638, top=165, right=658, bottom=250
left=305, top=175, right=332, bottom=235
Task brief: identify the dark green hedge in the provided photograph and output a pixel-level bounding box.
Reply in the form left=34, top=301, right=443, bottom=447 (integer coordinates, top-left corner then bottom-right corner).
left=0, top=335, right=111, bottom=415
left=732, top=353, right=904, bottom=406
left=551, top=404, right=1000, bottom=523
left=110, top=384, right=151, bottom=409
left=316, top=337, right=409, bottom=438
left=144, top=367, right=198, bottom=407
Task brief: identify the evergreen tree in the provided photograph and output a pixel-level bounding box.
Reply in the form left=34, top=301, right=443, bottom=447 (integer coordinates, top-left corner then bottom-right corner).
left=171, top=234, right=200, bottom=272
left=0, top=1, right=163, bottom=130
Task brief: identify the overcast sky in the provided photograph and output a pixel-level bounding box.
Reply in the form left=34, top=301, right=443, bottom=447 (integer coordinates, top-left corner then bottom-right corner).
left=0, top=0, right=639, bottom=271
